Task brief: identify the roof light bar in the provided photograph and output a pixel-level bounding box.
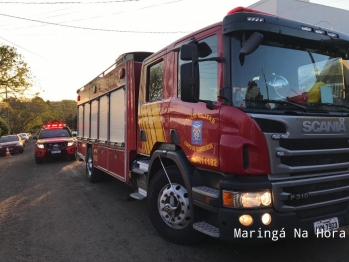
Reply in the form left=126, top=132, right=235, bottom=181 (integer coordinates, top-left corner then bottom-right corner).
left=301, top=26, right=339, bottom=38
left=44, top=121, right=66, bottom=129
left=301, top=26, right=312, bottom=32
left=315, top=29, right=326, bottom=35
left=328, top=32, right=339, bottom=38
left=247, top=17, right=265, bottom=22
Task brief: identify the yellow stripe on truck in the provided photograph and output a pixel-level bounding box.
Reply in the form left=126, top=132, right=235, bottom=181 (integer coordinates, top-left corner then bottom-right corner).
left=140, top=103, right=166, bottom=155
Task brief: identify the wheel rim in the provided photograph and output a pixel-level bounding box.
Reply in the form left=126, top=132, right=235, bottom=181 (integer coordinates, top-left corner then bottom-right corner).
left=158, top=183, right=191, bottom=229
left=87, top=154, right=93, bottom=177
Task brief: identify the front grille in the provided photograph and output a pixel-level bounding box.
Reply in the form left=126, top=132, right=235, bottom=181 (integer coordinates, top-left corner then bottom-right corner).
left=283, top=178, right=349, bottom=193
left=295, top=202, right=348, bottom=219
left=284, top=190, right=349, bottom=206
left=45, top=142, right=67, bottom=149
left=280, top=138, right=349, bottom=150
left=272, top=173, right=349, bottom=212
left=281, top=153, right=349, bottom=167
left=289, top=168, right=348, bottom=177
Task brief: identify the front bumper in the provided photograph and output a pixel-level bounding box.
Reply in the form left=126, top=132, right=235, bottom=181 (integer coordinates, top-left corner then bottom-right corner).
left=217, top=204, right=349, bottom=242
left=35, top=145, right=77, bottom=158
left=193, top=174, right=349, bottom=242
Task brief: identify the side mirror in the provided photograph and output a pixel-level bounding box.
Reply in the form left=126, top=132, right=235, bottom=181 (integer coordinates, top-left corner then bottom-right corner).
left=180, top=44, right=198, bottom=62
left=239, top=32, right=264, bottom=65
left=180, top=62, right=200, bottom=103
left=197, top=42, right=212, bottom=58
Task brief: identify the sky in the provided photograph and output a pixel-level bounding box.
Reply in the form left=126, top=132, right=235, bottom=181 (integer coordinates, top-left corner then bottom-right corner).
left=0, top=0, right=348, bottom=102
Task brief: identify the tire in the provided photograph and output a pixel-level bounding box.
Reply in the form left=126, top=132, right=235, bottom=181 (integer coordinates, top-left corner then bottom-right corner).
left=147, top=165, right=201, bottom=245
left=35, top=157, right=43, bottom=164
left=103, top=173, right=113, bottom=182
left=86, top=148, right=102, bottom=183
left=69, top=154, right=76, bottom=161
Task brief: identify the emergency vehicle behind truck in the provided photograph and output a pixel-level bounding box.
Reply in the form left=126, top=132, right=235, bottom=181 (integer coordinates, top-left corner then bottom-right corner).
left=76, top=7, right=349, bottom=244
left=35, top=121, right=77, bottom=164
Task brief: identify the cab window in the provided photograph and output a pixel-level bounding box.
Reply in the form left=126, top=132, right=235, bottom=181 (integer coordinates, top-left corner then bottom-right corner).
left=178, top=35, right=218, bottom=101
left=148, top=60, right=164, bottom=101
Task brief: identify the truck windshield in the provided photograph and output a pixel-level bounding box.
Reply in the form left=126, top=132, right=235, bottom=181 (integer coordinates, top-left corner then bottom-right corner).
left=231, top=33, right=349, bottom=113
left=39, top=129, right=70, bottom=139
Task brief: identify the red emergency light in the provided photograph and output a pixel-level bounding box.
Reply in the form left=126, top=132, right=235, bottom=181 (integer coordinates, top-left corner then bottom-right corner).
left=44, top=121, right=66, bottom=129
left=227, top=6, right=274, bottom=17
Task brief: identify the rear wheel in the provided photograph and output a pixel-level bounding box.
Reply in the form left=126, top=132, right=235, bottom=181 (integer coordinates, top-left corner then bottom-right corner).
left=86, top=148, right=102, bottom=183
left=147, top=165, right=201, bottom=245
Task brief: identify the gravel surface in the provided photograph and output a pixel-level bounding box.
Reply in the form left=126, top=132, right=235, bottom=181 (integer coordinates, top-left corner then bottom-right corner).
left=1, top=140, right=349, bottom=262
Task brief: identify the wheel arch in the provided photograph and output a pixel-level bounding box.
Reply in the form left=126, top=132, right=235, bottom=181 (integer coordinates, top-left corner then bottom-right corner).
left=147, top=148, right=197, bottom=221
left=85, top=142, right=93, bottom=162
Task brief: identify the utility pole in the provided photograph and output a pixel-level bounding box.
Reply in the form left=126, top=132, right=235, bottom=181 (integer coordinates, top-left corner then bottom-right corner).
left=6, top=86, right=9, bottom=134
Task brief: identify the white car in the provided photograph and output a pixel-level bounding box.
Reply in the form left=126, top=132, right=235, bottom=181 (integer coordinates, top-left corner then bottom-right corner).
left=19, top=133, right=29, bottom=142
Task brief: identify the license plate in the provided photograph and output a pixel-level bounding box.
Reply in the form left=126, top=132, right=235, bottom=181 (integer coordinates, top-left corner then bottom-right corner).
left=314, top=217, right=339, bottom=234
left=51, top=150, right=61, bottom=154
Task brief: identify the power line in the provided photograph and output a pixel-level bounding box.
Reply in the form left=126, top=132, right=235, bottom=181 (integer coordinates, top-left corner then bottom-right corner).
left=0, top=0, right=184, bottom=32
left=0, top=36, right=67, bottom=67
left=0, top=13, right=191, bottom=33
left=0, top=1, right=138, bottom=4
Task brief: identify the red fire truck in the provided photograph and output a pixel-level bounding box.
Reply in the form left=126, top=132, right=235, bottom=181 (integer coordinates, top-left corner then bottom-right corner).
left=76, top=7, right=349, bottom=244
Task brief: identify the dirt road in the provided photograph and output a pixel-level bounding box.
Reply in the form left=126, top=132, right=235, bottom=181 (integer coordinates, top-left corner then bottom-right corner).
left=1, top=140, right=348, bottom=262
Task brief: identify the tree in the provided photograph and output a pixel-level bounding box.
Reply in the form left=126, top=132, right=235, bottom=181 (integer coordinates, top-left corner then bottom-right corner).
left=5, top=96, right=77, bottom=134
left=49, top=100, right=77, bottom=129
left=0, top=118, right=9, bottom=135
left=0, top=45, right=33, bottom=99
left=14, top=96, right=54, bottom=134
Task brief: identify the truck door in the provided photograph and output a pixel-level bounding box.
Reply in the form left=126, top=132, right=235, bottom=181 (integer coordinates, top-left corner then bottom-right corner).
left=170, top=34, right=221, bottom=171
left=138, top=51, right=169, bottom=155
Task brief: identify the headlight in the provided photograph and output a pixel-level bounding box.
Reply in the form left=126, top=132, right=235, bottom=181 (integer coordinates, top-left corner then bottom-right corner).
left=16, top=142, right=21, bottom=146
left=67, top=141, right=74, bottom=147
left=37, top=143, right=44, bottom=149
left=223, top=190, right=272, bottom=208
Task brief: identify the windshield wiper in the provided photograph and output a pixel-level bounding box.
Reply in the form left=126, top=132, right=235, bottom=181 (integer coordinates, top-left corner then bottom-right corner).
left=245, top=99, right=308, bottom=112
left=310, top=103, right=349, bottom=112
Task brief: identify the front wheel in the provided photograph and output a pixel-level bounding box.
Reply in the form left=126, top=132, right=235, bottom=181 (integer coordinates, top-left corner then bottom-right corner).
left=35, top=157, right=43, bottom=164
left=86, top=148, right=102, bottom=183
left=147, top=165, right=201, bottom=245
left=69, top=154, right=76, bottom=161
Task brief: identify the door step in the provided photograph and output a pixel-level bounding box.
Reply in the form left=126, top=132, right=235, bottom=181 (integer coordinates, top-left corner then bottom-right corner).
left=130, top=192, right=146, bottom=200
left=131, top=159, right=150, bottom=175
left=193, top=221, right=220, bottom=238
left=130, top=188, right=147, bottom=200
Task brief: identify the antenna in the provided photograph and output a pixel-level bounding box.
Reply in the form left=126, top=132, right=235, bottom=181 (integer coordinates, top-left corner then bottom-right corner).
left=315, top=21, right=333, bottom=30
